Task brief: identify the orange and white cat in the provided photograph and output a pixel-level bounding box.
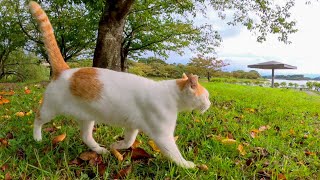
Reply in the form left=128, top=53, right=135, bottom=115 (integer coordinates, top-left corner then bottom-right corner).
left=29, top=1, right=211, bottom=168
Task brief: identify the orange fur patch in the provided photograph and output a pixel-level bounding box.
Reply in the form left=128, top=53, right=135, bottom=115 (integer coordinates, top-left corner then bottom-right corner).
left=195, top=84, right=206, bottom=96
left=176, top=79, right=188, bottom=91
left=70, top=68, right=102, bottom=100
left=176, top=78, right=206, bottom=96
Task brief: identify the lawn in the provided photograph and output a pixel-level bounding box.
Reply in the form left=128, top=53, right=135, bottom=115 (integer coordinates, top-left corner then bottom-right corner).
left=0, top=81, right=320, bottom=179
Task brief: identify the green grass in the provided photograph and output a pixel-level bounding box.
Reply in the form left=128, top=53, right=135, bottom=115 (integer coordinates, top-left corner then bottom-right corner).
left=1, top=82, right=320, bottom=179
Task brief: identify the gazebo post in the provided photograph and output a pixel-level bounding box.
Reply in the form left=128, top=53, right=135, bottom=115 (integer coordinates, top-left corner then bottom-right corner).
left=271, top=68, right=275, bottom=88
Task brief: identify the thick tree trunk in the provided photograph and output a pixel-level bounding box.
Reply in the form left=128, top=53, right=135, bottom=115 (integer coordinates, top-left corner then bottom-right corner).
left=93, top=0, right=134, bottom=71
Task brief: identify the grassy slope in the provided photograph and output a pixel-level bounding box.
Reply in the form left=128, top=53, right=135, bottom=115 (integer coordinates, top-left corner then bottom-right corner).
left=0, top=82, right=320, bottom=179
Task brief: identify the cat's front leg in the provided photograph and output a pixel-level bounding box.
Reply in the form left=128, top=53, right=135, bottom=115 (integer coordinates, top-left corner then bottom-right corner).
left=79, top=120, right=108, bottom=154
left=110, top=128, right=139, bottom=149
left=153, top=135, right=195, bottom=169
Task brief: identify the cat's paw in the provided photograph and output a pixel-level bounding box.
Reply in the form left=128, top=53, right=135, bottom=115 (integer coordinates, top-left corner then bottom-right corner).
left=180, top=160, right=196, bottom=169
left=110, top=141, right=131, bottom=150
left=92, top=147, right=109, bottom=154
left=34, top=136, right=42, bottom=141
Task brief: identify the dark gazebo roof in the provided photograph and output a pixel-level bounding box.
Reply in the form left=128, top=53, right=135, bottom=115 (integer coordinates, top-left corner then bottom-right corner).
left=248, top=61, right=297, bottom=69
left=248, top=61, right=297, bottom=88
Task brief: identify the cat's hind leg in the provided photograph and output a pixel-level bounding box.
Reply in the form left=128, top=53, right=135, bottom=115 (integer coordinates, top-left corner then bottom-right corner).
left=110, top=128, right=139, bottom=149
left=79, top=120, right=108, bottom=154
left=33, top=107, right=55, bottom=141
left=153, top=135, right=195, bottom=169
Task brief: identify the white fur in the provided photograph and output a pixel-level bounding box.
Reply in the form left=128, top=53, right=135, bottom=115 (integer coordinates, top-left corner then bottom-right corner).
left=34, top=68, right=211, bottom=168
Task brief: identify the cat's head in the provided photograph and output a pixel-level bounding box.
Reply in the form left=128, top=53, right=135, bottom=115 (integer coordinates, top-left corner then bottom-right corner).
left=176, top=73, right=211, bottom=113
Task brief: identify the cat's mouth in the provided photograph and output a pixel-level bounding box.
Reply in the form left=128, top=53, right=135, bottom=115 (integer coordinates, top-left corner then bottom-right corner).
left=199, top=106, right=209, bottom=114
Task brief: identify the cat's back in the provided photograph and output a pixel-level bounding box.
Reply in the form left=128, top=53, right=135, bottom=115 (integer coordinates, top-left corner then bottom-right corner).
left=46, top=67, right=157, bottom=100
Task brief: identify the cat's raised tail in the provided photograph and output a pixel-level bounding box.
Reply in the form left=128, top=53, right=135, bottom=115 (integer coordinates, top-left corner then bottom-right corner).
left=29, top=1, right=69, bottom=80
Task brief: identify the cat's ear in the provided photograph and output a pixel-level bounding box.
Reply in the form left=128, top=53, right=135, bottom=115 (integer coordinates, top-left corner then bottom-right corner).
left=187, top=74, right=198, bottom=89
left=182, top=73, right=188, bottom=79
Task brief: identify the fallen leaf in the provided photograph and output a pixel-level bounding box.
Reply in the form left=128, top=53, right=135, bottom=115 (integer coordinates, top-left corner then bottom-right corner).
left=26, top=110, right=33, bottom=116
left=98, top=163, right=107, bottom=176
left=305, top=151, right=316, bottom=156
left=131, top=139, right=142, bottom=149
left=6, top=132, right=13, bottom=139
left=221, top=138, right=236, bottom=145
left=15, top=112, right=25, bottom=117
left=43, top=127, right=57, bottom=133
left=16, top=148, right=26, bottom=159
left=113, top=165, right=132, bottom=179
left=111, top=148, right=124, bottom=161
left=290, top=129, right=295, bottom=136
left=0, top=97, right=10, bottom=104
left=131, top=147, right=152, bottom=161
left=237, top=144, right=246, bottom=156
left=1, top=115, right=11, bottom=119
left=79, top=151, right=98, bottom=161
left=197, top=164, right=209, bottom=171
left=250, top=130, right=259, bottom=138
left=259, top=125, right=270, bottom=132
left=0, top=138, right=8, bottom=147
left=278, top=173, right=287, bottom=180
left=5, top=172, right=12, bottom=180
left=24, top=89, right=31, bottom=94
left=68, top=158, right=82, bottom=166
left=244, top=108, right=256, bottom=113
left=226, top=132, right=234, bottom=139
left=52, top=133, right=66, bottom=145
left=1, top=164, right=9, bottom=172
left=194, top=119, right=201, bottom=123
left=148, top=140, right=160, bottom=152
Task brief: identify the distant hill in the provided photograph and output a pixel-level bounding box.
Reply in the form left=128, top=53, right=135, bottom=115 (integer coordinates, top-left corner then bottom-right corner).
left=262, top=74, right=318, bottom=80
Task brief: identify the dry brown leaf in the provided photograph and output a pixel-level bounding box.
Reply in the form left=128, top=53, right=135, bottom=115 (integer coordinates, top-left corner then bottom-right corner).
left=305, top=151, right=316, bottom=156
left=258, top=125, right=270, bottom=132
left=1, top=164, right=9, bottom=172
left=148, top=140, right=161, bottom=152
left=98, top=163, right=107, bottom=176
left=197, top=164, right=209, bottom=171
left=237, top=144, right=246, bottom=156
left=250, top=130, right=260, bottom=138
left=113, top=165, right=132, bottom=179
left=43, top=127, right=57, bottom=133
left=6, top=132, right=13, bottom=139
left=290, top=129, right=295, bottom=135
left=131, top=147, right=152, bottom=161
left=5, top=172, right=12, bottom=180
left=278, top=173, right=287, bottom=180
left=79, top=151, right=98, bottom=161
left=111, top=148, right=124, bottom=161
left=0, top=138, right=9, bottom=147
left=24, top=89, right=31, bottom=94
left=1, top=115, right=11, bottom=120
left=52, top=133, right=66, bottom=145
left=68, top=158, right=82, bottom=166
left=131, top=139, right=142, bottom=149
left=221, top=138, right=236, bottom=145
left=15, top=112, right=25, bottom=117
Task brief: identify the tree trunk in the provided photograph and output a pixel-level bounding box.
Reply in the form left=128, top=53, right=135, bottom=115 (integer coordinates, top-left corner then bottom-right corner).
left=92, top=0, right=135, bottom=71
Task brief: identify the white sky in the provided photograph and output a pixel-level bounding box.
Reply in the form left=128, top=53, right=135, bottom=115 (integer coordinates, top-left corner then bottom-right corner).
left=167, top=1, right=320, bottom=76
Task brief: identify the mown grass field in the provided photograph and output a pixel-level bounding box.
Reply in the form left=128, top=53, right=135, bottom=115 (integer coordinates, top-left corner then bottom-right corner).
left=0, top=81, right=320, bottom=179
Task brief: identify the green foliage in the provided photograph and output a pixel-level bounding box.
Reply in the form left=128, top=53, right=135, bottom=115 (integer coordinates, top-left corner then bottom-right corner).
left=280, top=82, right=287, bottom=88
left=0, top=0, right=27, bottom=78
left=17, top=0, right=99, bottom=61
left=0, top=50, right=49, bottom=82
left=274, top=82, right=280, bottom=88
